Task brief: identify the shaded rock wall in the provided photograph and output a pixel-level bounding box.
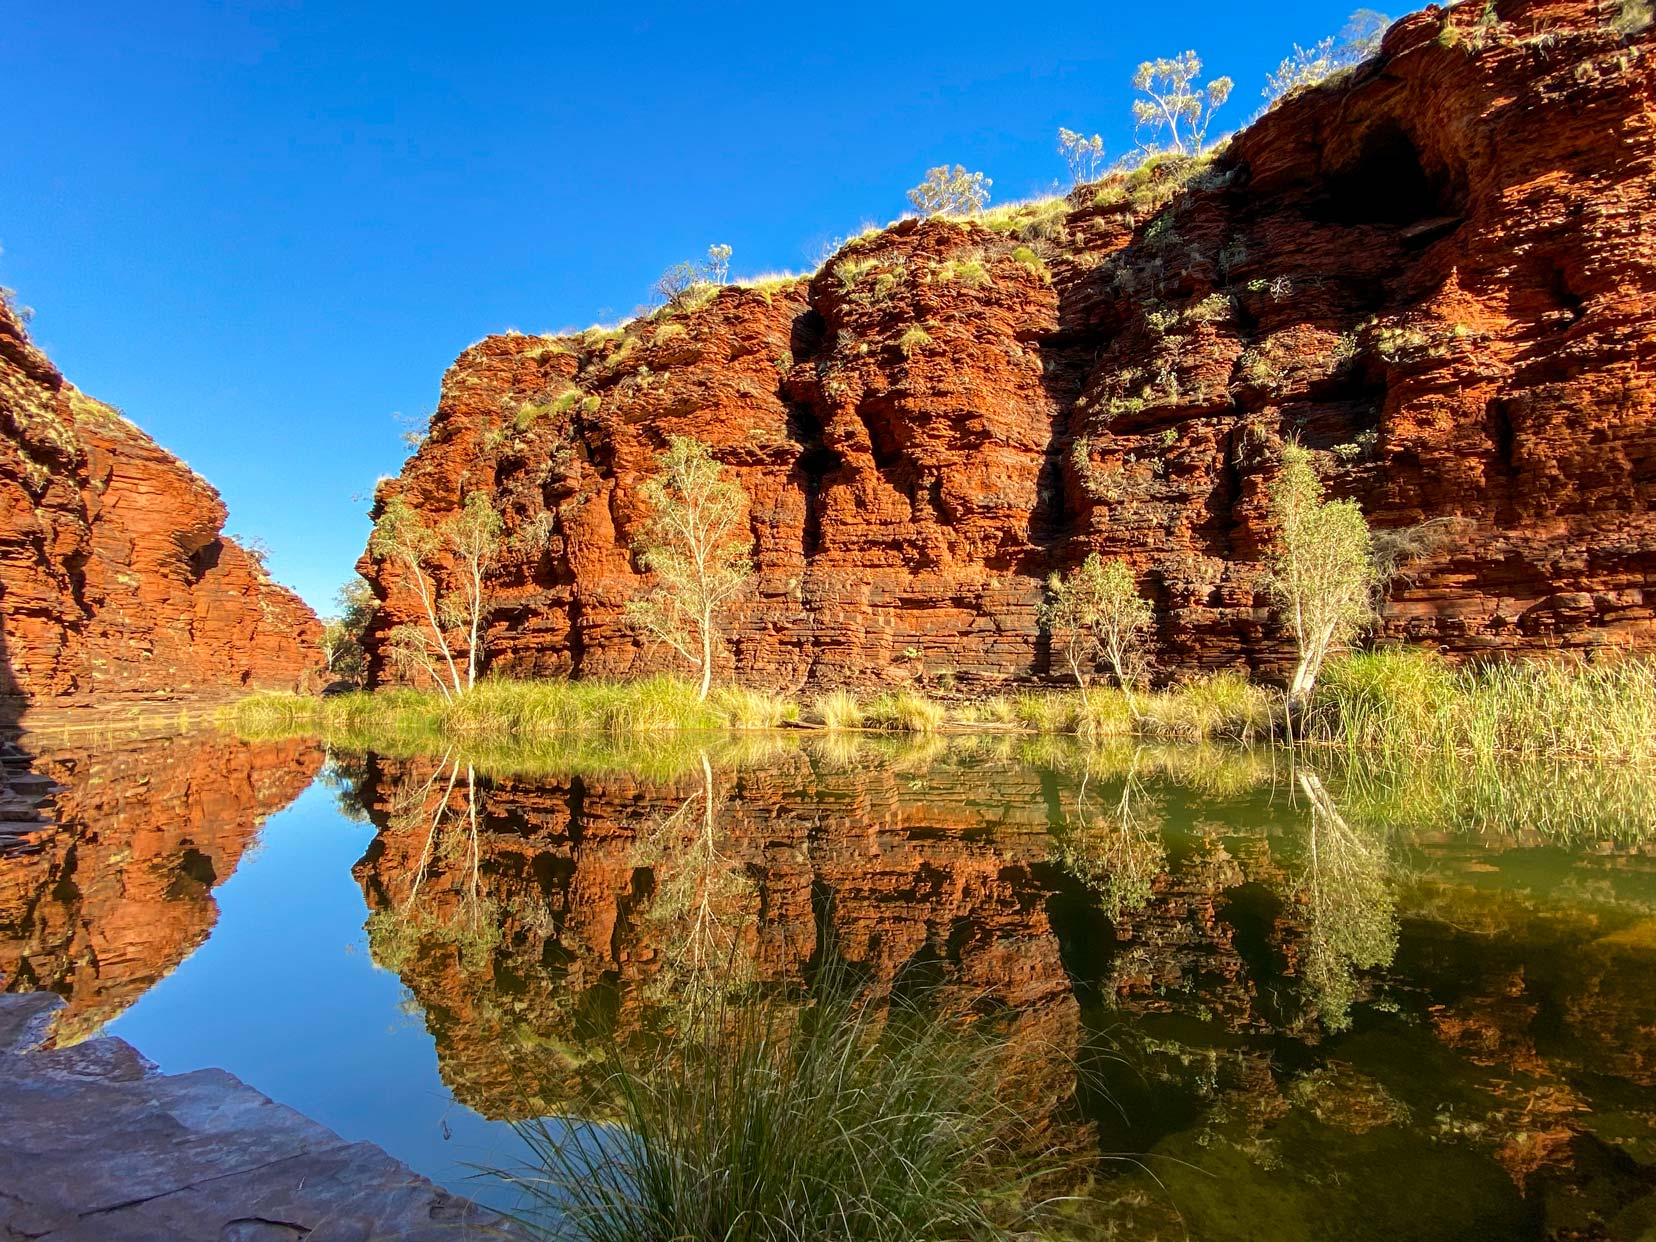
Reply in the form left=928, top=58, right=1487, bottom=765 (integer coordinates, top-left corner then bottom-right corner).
left=0, top=302, right=322, bottom=705
left=362, top=0, right=1655, bottom=689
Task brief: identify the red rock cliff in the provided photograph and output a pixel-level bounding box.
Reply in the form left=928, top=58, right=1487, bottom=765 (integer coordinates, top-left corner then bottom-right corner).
left=361, top=0, right=1656, bottom=689
left=0, top=301, right=323, bottom=704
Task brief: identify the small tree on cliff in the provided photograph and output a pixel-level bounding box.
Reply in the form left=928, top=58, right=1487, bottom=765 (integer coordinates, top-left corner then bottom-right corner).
left=907, top=165, right=992, bottom=216
left=321, top=577, right=376, bottom=686
left=1131, top=51, right=1233, bottom=157
left=1039, top=554, right=1154, bottom=711
left=625, top=436, right=753, bottom=701
left=1267, top=444, right=1379, bottom=713
left=368, top=493, right=504, bottom=698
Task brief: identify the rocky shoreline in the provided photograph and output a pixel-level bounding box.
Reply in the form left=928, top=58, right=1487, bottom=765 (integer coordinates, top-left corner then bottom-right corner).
left=0, top=992, right=519, bottom=1241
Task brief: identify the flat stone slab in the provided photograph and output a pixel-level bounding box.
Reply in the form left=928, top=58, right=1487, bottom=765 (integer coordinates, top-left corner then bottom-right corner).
left=0, top=995, right=524, bottom=1241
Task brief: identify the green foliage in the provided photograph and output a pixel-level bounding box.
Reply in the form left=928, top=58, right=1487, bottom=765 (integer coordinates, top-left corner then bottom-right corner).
left=1184, top=292, right=1232, bottom=324
left=1039, top=554, right=1154, bottom=704
left=1306, top=647, right=1656, bottom=764
left=907, top=164, right=992, bottom=216
left=1057, top=127, right=1106, bottom=185
left=812, top=689, right=865, bottom=730
left=497, top=984, right=1075, bottom=1242
left=897, top=324, right=933, bottom=355
left=1053, top=757, right=1168, bottom=920
left=1009, top=245, right=1049, bottom=280
left=1613, top=0, right=1654, bottom=34
left=709, top=685, right=796, bottom=729
left=834, top=255, right=879, bottom=294
left=368, top=493, right=506, bottom=696
left=625, top=436, right=754, bottom=700
left=1267, top=444, right=1379, bottom=703
left=654, top=245, right=733, bottom=313
left=934, top=253, right=991, bottom=287
left=0, top=285, right=35, bottom=324
left=1131, top=50, right=1234, bottom=157
left=321, top=577, right=376, bottom=686
left=863, top=689, right=947, bottom=733
left=704, top=243, right=732, bottom=285
left=1264, top=10, right=1391, bottom=105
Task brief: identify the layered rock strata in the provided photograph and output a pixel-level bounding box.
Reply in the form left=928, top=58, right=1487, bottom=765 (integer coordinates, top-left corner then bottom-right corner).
left=362, top=0, right=1656, bottom=688
left=0, top=300, right=321, bottom=706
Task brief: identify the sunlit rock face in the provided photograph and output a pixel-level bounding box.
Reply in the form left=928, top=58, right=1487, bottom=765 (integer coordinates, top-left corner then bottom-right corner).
left=362, top=0, right=1655, bottom=690
left=0, top=301, right=323, bottom=705
left=0, top=731, right=322, bottom=1042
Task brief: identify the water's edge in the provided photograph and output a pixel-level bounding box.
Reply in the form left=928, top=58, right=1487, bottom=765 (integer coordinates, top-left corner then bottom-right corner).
left=0, top=992, right=522, bottom=1240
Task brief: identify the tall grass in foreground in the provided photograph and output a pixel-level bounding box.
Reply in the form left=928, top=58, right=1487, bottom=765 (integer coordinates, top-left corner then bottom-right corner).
left=496, top=988, right=1078, bottom=1242
left=1306, top=648, right=1656, bottom=762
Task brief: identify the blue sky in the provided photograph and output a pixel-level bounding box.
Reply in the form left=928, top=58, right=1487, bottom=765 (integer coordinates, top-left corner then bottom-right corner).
left=2, top=1, right=1373, bottom=614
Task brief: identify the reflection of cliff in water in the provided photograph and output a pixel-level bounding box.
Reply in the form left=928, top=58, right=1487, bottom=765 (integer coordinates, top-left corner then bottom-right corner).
left=343, top=744, right=1418, bottom=1117
left=349, top=744, right=1087, bottom=1124
left=343, top=740, right=1656, bottom=1239
left=0, top=730, right=323, bottom=1042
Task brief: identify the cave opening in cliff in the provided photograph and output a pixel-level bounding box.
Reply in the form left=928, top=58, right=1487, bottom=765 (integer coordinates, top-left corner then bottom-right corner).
left=1316, top=122, right=1463, bottom=228
left=788, top=404, right=844, bottom=559
left=186, top=539, right=223, bottom=582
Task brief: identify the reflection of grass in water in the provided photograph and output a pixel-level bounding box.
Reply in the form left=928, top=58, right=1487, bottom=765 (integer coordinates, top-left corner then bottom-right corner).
left=1022, top=736, right=1280, bottom=799
left=1330, top=753, right=1656, bottom=844
left=497, top=985, right=1084, bottom=1242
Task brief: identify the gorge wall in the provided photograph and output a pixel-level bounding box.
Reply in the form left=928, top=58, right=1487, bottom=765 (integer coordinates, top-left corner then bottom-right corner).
left=361, top=0, right=1656, bottom=690
left=0, top=300, right=322, bottom=708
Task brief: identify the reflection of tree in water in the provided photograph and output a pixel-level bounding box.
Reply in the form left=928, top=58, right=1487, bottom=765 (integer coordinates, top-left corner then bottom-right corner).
left=1291, top=768, right=1397, bottom=1033
left=365, top=754, right=502, bottom=976
left=1053, top=750, right=1168, bottom=921
left=628, top=752, right=758, bottom=1008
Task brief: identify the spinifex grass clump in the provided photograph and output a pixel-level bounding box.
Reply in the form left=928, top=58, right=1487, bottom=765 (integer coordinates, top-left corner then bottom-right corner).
left=862, top=688, right=947, bottom=733
left=499, top=987, right=1076, bottom=1242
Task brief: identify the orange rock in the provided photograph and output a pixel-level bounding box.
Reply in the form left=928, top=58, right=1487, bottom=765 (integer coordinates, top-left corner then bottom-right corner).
left=0, top=302, right=322, bottom=704
left=360, top=0, right=1656, bottom=688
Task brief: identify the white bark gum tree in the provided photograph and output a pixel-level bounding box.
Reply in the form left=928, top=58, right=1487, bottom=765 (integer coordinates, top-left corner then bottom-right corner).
left=1267, top=445, right=1380, bottom=720
left=369, top=494, right=502, bottom=698
left=1039, top=554, right=1154, bottom=716
left=625, top=437, right=754, bottom=701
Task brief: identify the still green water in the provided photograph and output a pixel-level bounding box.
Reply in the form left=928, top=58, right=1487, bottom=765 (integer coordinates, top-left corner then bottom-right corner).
left=3, top=729, right=1654, bottom=1238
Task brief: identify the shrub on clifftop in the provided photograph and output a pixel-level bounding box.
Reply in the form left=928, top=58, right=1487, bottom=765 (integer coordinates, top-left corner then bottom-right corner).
left=907, top=164, right=992, bottom=216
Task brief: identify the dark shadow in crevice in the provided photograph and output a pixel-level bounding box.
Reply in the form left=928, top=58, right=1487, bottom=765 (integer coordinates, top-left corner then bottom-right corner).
left=1311, top=122, right=1466, bottom=229
left=785, top=403, right=844, bottom=560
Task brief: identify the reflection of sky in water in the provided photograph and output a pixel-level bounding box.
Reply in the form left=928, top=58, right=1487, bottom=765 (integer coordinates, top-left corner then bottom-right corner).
left=106, top=781, right=535, bottom=1211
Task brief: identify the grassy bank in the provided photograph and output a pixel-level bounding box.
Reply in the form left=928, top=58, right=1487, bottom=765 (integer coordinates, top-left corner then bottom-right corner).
left=1303, top=648, right=1656, bottom=763
left=231, top=670, right=1275, bottom=743
left=229, top=650, right=1656, bottom=762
